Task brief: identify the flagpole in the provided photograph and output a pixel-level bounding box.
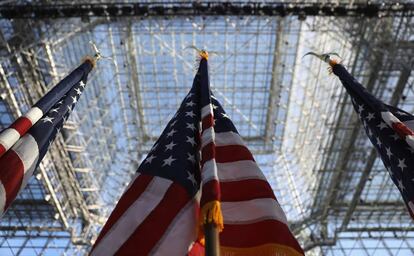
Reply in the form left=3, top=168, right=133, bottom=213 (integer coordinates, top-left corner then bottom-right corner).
left=204, top=223, right=220, bottom=256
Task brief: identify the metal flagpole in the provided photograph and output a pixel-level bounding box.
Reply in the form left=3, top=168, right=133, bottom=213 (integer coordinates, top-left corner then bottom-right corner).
left=204, top=223, right=220, bottom=256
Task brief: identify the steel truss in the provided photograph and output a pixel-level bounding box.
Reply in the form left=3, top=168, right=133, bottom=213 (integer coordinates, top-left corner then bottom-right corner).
left=0, top=2, right=413, bottom=19
left=0, top=1, right=413, bottom=255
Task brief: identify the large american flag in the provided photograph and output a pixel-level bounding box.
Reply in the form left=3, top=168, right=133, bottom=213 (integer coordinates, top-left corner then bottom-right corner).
left=91, top=56, right=303, bottom=255
left=0, top=59, right=93, bottom=216
left=332, top=63, right=414, bottom=219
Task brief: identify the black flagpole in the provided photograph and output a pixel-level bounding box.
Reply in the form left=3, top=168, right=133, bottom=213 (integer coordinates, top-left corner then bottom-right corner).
left=204, top=223, right=220, bottom=256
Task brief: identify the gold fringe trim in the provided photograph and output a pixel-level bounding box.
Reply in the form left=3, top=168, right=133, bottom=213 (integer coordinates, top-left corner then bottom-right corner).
left=199, top=50, right=209, bottom=60
left=201, top=200, right=224, bottom=231
left=221, top=243, right=304, bottom=256
left=82, top=55, right=97, bottom=69
left=328, top=58, right=339, bottom=67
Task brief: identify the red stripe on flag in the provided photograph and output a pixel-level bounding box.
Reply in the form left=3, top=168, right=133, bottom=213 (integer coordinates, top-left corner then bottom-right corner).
left=392, top=122, right=414, bottom=137
left=114, top=182, right=190, bottom=255
left=0, top=144, right=6, bottom=156
left=92, top=174, right=153, bottom=249
left=220, top=179, right=276, bottom=202
left=201, top=142, right=215, bottom=166
left=201, top=144, right=254, bottom=166
left=0, top=150, right=24, bottom=210
left=202, top=114, right=214, bottom=131
left=10, top=117, right=32, bottom=136
left=221, top=220, right=303, bottom=254
left=200, top=179, right=221, bottom=206
left=215, top=145, right=255, bottom=163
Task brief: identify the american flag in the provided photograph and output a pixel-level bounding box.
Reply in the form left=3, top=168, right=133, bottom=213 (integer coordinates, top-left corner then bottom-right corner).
left=0, top=59, right=93, bottom=216
left=333, top=63, right=414, bottom=219
left=91, top=56, right=303, bottom=255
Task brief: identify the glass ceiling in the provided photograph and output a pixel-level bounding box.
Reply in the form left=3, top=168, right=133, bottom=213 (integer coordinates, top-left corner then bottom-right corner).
left=0, top=3, right=413, bottom=255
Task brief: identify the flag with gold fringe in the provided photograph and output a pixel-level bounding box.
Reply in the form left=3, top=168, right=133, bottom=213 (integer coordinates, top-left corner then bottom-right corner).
left=91, top=52, right=303, bottom=256
left=0, top=57, right=94, bottom=216
left=328, top=57, right=414, bottom=220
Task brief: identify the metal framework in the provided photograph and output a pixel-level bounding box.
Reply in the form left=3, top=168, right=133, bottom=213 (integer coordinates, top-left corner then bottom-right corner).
left=0, top=1, right=413, bottom=255
left=0, top=2, right=414, bottom=19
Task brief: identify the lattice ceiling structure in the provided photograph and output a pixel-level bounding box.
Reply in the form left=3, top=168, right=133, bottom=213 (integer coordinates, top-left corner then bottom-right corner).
left=0, top=1, right=413, bottom=255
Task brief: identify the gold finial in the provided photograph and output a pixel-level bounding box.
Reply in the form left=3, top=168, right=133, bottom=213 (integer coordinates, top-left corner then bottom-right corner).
left=82, top=55, right=97, bottom=68
left=184, top=45, right=209, bottom=60
left=303, top=52, right=341, bottom=66
left=199, top=50, right=209, bottom=60
left=303, top=52, right=342, bottom=74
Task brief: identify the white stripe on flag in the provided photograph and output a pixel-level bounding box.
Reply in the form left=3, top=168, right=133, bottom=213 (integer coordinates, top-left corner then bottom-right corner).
left=12, top=134, right=39, bottom=175
left=201, top=104, right=213, bottom=119
left=217, top=160, right=266, bottom=182
left=0, top=128, right=20, bottom=151
left=24, top=107, right=43, bottom=124
left=91, top=177, right=173, bottom=256
left=201, top=127, right=215, bottom=147
left=215, top=131, right=245, bottom=147
left=152, top=199, right=198, bottom=255
left=0, top=182, right=6, bottom=216
left=201, top=159, right=218, bottom=183
left=222, top=198, right=288, bottom=226
left=381, top=111, right=396, bottom=127
left=12, top=134, right=39, bottom=194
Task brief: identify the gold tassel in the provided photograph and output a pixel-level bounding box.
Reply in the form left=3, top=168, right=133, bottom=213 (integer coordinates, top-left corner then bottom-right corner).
left=199, top=50, right=209, bottom=60
left=201, top=200, right=224, bottom=231
left=82, top=55, right=97, bottom=69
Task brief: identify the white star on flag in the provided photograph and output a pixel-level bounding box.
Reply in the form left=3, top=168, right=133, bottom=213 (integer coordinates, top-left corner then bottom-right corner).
left=186, top=136, right=196, bottom=147
left=166, top=129, right=177, bottom=137
left=75, top=88, right=82, bottom=95
left=169, top=120, right=177, bottom=127
left=50, top=107, right=59, bottom=113
left=162, top=156, right=176, bottom=167
left=187, top=153, right=195, bottom=163
left=385, top=147, right=393, bottom=159
left=186, top=171, right=197, bottom=186
left=366, top=112, right=375, bottom=121
left=41, top=116, right=54, bottom=124
left=165, top=141, right=176, bottom=151
left=375, top=137, right=382, bottom=147
left=186, top=123, right=196, bottom=131
left=71, top=96, right=78, bottom=104
left=398, top=179, right=405, bottom=191
left=186, top=101, right=195, bottom=107
left=145, top=155, right=156, bottom=164
left=185, top=111, right=195, bottom=118
left=358, top=104, right=364, bottom=113
left=79, top=81, right=86, bottom=88
left=377, top=122, right=387, bottom=130
left=398, top=159, right=407, bottom=171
